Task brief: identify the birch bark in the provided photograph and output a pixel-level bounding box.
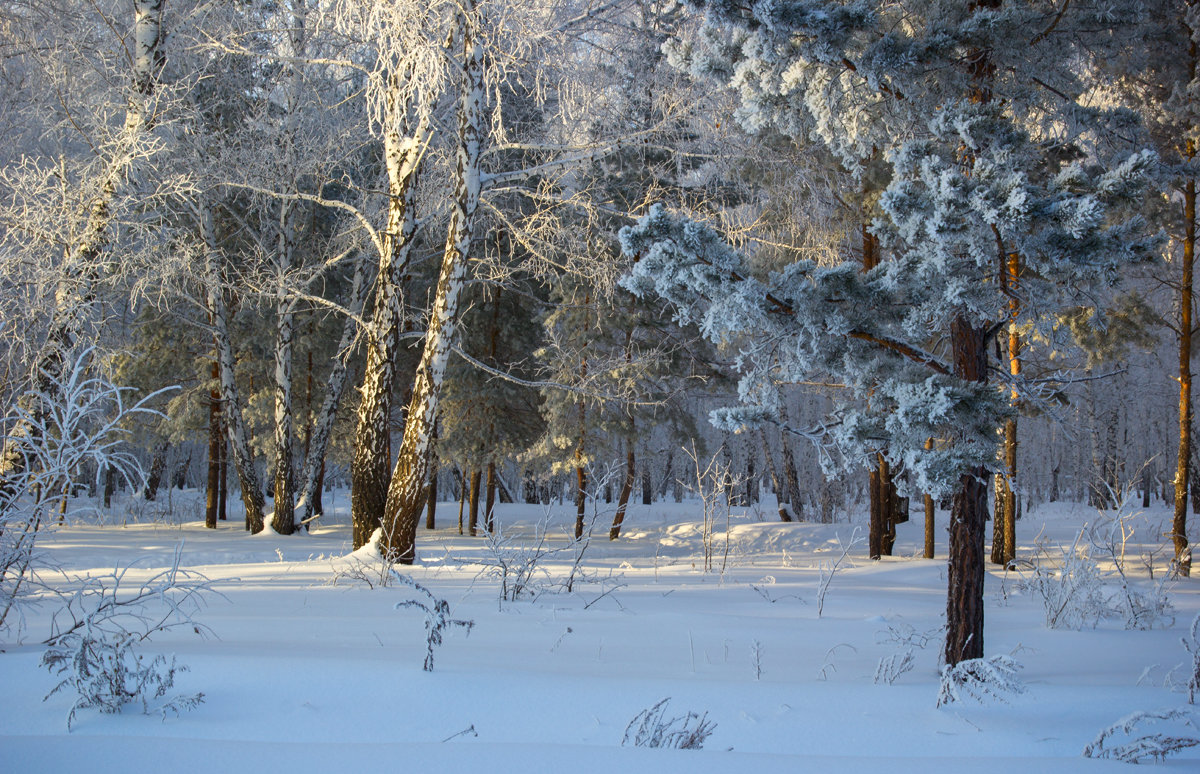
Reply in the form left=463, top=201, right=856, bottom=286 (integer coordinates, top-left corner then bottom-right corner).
left=379, top=2, right=485, bottom=563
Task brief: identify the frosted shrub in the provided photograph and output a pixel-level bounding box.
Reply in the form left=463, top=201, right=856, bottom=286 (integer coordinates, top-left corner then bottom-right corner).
left=936, top=654, right=1025, bottom=707
left=42, top=629, right=203, bottom=730
left=816, top=527, right=863, bottom=618
left=874, top=622, right=937, bottom=686
left=621, top=698, right=716, bottom=750
left=39, top=545, right=212, bottom=730
left=1, top=349, right=164, bottom=635
left=1021, top=530, right=1109, bottom=630
left=1082, top=708, right=1200, bottom=763
left=1091, top=508, right=1176, bottom=631
left=1182, top=612, right=1200, bottom=705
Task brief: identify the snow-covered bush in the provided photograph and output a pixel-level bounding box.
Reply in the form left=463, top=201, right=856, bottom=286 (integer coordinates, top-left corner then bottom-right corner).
left=1182, top=612, right=1200, bottom=705
left=393, top=574, right=473, bottom=672
left=39, top=544, right=212, bottom=730
left=621, top=698, right=715, bottom=750
left=1020, top=530, right=1109, bottom=630
left=874, top=622, right=937, bottom=686
left=1090, top=506, right=1176, bottom=631
left=1082, top=708, right=1200, bottom=763
left=936, top=654, right=1025, bottom=707
left=42, top=629, right=204, bottom=731
left=1, top=349, right=165, bottom=636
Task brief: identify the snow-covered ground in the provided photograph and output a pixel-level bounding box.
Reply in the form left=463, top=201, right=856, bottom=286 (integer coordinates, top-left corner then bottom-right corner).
left=2, top=492, right=1198, bottom=772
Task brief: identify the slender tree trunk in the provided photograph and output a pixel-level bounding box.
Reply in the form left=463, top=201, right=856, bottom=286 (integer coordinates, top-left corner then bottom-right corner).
left=271, top=203, right=298, bottom=535
left=778, top=403, right=805, bottom=520
left=201, top=201, right=265, bottom=532
left=468, top=469, right=482, bottom=537
left=759, top=429, right=792, bottom=522
left=869, top=464, right=883, bottom=559
left=924, top=437, right=935, bottom=559
left=457, top=467, right=467, bottom=535
left=298, top=257, right=368, bottom=527
left=484, top=461, right=497, bottom=534
left=610, top=436, right=636, bottom=540
left=143, top=441, right=168, bottom=501
left=1175, top=131, right=1196, bottom=575
left=218, top=431, right=228, bottom=521
left=378, top=6, right=485, bottom=563
left=205, top=360, right=220, bottom=529
left=426, top=422, right=439, bottom=530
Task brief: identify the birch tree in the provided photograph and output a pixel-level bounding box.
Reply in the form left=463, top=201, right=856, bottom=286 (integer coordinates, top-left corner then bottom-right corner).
left=0, top=0, right=168, bottom=489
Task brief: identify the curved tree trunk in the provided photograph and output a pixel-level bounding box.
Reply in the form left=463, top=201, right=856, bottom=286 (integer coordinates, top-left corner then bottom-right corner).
left=378, top=3, right=486, bottom=563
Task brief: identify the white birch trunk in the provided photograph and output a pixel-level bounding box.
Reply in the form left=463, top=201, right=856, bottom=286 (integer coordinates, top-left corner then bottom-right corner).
left=296, top=257, right=369, bottom=526
left=271, top=201, right=299, bottom=534
left=379, top=2, right=485, bottom=563
left=201, top=201, right=266, bottom=533
left=348, top=106, right=432, bottom=549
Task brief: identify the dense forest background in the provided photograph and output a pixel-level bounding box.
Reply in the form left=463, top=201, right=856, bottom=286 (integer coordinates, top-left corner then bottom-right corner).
left=3, top=0, right=1200, bottom=668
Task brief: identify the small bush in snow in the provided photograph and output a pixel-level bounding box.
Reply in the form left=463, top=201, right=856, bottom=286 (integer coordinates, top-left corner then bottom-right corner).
left=873, top=622, right=937, bottom=686
left=1182, top=612, right=1200, bottom=705
left=1, top=349, right=166, bottom=636
left=393, top=574, right=473, bottom=672
left=622, top=698, right=715, bottom=750
left=936, top=654, right=1026, bottom=707
left=1082, top=707, right=1200, bottom=763
left=42, top=629, right=204, bottom=730
left=38, top=545, right=211, bottom=730
left=1020, top=530, right=1108, bottom=630
left=875, top=650, right=916, bottom=685
left=1090, top=510, right=1175, bottom=631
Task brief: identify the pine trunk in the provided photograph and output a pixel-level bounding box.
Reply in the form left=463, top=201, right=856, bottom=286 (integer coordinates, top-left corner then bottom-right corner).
left=924, top=437, right=935, bottom=559
left=468, top=469, right=481, bottom=537
left=944, top=315, right=989, bottom=667
left=1175, top=133, right=1195, bottom=576
left=143, top=441, right=168, bottom=502
left=485, top=461, right=497, bottom=534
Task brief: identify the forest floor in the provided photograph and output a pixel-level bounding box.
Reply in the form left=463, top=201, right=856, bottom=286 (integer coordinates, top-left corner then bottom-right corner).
left=1, top=489, right=1198, bottom=772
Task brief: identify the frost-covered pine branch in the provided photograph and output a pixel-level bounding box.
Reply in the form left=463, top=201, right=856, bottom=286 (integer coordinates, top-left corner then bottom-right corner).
left=936, top=654, right=1026, bottom=707
left=1082, top=707, right=1200, bottom=763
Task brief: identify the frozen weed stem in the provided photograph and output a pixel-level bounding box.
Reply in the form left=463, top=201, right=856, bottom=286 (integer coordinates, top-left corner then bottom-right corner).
left=622, top=697, right=716, bottom=750
left=394, top=574, right=473, bottom=671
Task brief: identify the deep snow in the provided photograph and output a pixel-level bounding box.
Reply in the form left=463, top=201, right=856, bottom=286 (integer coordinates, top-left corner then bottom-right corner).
left=2, top=491, right=1198, bottom=773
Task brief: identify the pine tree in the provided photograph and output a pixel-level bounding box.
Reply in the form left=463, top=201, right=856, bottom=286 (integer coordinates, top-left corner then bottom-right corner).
left=623, top=0, right=1156, bottom=666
